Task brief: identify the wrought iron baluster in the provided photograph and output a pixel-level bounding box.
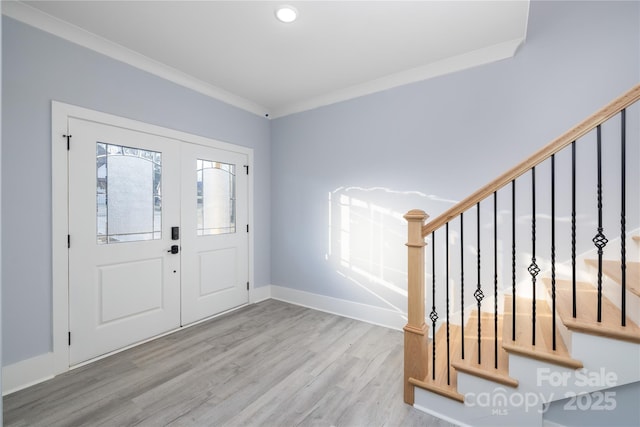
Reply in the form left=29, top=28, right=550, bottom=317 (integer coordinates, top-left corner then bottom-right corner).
left=430, top=231, right=438, bottom=380
left=475, top=203, right=484, bottom=364
left=621, top=109, right=627, bottom=327
left=460, top=213, right=465, bottom=360
left=593, top=125, right=608, bottom=323
left=446, top=223, right=451, bottom=385
left=551, top=154, right=557, bottom=351
left=511, top=180, right=516, bottom=341
left=572, top=141, right=577, bottom=318
left=493, top=192, right=498, bottom=369
left=529, top=167, right=540, bottom=346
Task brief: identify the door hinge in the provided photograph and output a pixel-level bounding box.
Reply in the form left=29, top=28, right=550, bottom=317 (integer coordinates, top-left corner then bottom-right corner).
left=68, top=332, right=71, bottom=346
left=63, top=134, right=72, bottom=150
left=67, top=234, right=71, bottom=249
left=246, top=281, right=250, bottom=291
left=244, top=165, right=249, bottom=175
left=246, top=224, right=249, bottom=233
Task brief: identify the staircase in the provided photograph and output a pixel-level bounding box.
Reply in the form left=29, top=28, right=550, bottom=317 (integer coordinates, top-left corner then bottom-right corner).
left=403, top=85, right=640, bottom=427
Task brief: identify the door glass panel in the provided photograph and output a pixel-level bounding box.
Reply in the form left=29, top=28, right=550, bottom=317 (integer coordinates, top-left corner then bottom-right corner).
left=197, top=159, right=236, bottom=236
left=97, top=143, right=162, bottom=244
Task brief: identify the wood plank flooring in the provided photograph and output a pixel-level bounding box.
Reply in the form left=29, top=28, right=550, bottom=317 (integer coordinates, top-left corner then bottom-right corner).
left=4, top=300, right=454, bottom=427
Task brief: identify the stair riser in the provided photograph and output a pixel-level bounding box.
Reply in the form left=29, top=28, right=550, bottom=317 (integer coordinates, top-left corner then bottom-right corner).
left=583, top=263, right=640, bottom=325
left=414, top=382, right=544, bottom=427
left=509, top=355, right=621, bottom=399
left=570, top=334, right=640, bottom=387
left=458, top=373, right=546, bottom=422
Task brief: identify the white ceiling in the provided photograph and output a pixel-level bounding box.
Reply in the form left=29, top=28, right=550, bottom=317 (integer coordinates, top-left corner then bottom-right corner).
left=7, top=1, right=530, bottom=118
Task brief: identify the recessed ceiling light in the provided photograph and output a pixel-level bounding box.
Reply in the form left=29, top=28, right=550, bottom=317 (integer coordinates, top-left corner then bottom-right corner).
left=275, top=5, right=298, bottom=23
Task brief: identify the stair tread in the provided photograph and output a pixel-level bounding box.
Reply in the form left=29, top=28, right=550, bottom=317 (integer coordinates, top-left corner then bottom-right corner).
left=452, top=311, right=517, bottom=387
left=502, top=294, right=582, bottom=369
left=585, top=259, right=640, bottom=298
left=545, top=278, right=640, bottom=343
left=410, top=323, right=464, bottom=402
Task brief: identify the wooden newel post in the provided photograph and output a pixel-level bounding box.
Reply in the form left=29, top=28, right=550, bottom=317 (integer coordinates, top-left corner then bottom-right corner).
left=403, top=209, right=429, bottom=405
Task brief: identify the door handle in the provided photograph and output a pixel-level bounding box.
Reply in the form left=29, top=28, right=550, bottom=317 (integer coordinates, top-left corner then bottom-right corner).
left=167, top=245, right=179, bottom=254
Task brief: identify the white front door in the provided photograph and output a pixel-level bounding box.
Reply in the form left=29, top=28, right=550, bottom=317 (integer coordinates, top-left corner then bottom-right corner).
left=67, top=117, right=249, bottom=366
left=180, top=143, right=249, bottom=325
left=68, top=118, right=181, bottom=365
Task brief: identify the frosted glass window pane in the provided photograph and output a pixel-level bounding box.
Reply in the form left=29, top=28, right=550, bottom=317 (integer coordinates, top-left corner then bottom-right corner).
left=97, top=143, right=162, bottom=244
left=197, top=159, right=235, bottom=236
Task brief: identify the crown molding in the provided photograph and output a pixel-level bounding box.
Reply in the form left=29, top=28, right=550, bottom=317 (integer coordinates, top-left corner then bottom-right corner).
left=270, top=37, right=525, bottom=119
left=2, top=1, right=269, bottom=118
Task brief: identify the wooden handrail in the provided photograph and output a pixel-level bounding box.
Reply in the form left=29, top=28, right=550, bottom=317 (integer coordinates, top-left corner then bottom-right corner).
left=422, top=84, right=640, bottom=237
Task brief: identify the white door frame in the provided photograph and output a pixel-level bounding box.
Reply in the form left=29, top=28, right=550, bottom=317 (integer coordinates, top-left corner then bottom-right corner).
left=52, top=101, right=255, bottom=375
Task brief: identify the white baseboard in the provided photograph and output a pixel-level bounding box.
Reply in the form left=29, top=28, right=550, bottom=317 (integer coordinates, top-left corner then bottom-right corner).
left=270, top=284, right=407, bottom=331
left=250, top=284, right=272, bottom=303
left=3, top=352, right=55, bottom=396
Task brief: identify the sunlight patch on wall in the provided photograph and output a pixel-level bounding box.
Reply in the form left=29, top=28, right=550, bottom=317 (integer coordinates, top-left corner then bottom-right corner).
left=326, top=186, right=457, bottom=313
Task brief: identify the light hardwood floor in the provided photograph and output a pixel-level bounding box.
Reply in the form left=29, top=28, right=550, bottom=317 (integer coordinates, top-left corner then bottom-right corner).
left=4, top=300, right=454, bottom=427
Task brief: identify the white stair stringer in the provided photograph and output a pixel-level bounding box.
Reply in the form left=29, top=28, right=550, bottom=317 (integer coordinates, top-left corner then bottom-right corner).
left=414, top=331, right=640, bottom=426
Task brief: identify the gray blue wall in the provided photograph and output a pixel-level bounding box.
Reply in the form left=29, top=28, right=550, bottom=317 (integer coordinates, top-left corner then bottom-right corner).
left=270, top=1, right=640, bottom=311
left=2, top=16, right=271, bottom=365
